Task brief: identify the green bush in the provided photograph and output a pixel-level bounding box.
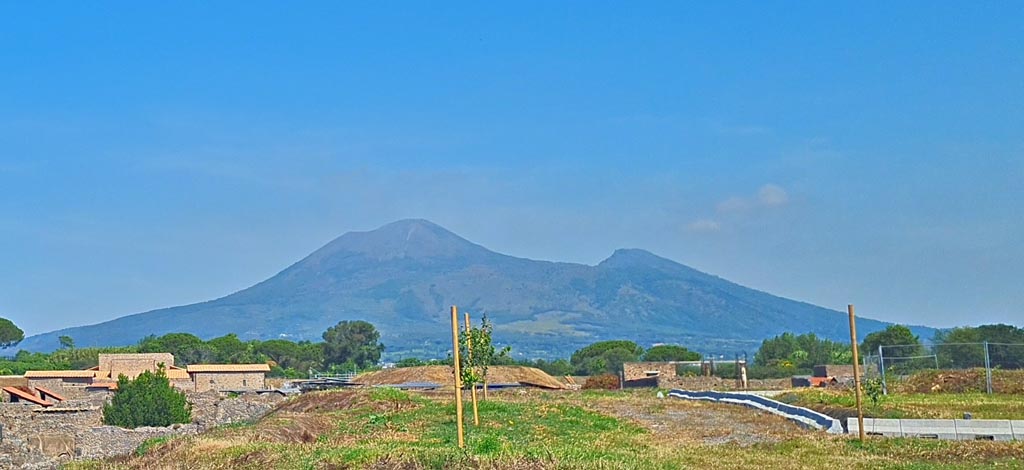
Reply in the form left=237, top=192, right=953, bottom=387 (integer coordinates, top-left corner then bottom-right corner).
left=863, top=378, right=884, bottom=406
left=102, top=367, right=192, bottom=428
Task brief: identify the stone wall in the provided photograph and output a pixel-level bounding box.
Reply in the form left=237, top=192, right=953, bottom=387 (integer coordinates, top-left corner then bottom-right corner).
left=0, top=389, right=282, bottom=469
left=171, top=378, right=194, bottom=391
left=193, top=372, right=266, bottom=392
left=99, top=353, right=174, bottom=379
left=623, top=362, right=679, bottom=381
left=658, top=375, right=790, bottom=391
left=25, top=378, right=91, bottom=399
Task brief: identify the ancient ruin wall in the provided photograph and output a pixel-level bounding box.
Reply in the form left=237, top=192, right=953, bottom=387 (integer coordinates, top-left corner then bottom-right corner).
left=623, top=362, right=679, bottom=381
left=192, top=372, right=266, bottom=392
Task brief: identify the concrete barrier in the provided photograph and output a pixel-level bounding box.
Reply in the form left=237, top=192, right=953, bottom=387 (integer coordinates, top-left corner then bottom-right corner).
left=852, top=418, right=902, bottom=437
left=1013, top=421, right=1024, bottom=440
left=849, top=418, right=1020, bottom=441
left=902, top=419, right=957, bottom=440
left=955, top=420, right=1014, bottom=441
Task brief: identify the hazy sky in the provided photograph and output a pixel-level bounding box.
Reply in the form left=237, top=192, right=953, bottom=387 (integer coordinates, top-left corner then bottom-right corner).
left=2, top=3, right=1021, bottom=336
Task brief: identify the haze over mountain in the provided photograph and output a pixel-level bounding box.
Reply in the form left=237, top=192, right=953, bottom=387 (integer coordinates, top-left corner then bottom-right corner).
left=15, top=219, right=934, bottom=358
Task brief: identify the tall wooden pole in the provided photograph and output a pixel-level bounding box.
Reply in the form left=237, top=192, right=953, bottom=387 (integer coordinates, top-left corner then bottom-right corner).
left=465, top=312, right=480, bottom=425
left=450, top=306, right=465, bottom=448
left=848, top=304, right=866, bottom=442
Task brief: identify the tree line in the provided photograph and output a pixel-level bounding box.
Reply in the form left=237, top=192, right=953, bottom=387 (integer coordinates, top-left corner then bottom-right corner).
left=751, top=323, right=1024, bottom=378
left=3, top=313, right=1022, bottom=379
left=0, top=319, right=385, bottom=378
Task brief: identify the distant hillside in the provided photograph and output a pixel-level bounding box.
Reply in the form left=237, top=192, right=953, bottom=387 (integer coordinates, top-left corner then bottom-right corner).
left=14, top=219, right=935, bottom=358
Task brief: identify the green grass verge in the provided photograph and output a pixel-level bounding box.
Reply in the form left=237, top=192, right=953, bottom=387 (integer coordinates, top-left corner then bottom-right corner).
left=779, top=389, right=1024, bottom=419
left=67, top=389, right=1024, bottom=469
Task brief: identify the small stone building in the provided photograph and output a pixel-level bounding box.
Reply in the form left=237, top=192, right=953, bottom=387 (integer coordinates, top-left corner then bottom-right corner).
left=97, top=353, right=175, bottom=379
left=24, top=370, right=96, bottom=393
left=187, top=364, right=270, bottom=392
left=623, top=362, right=681, bottom=381
left=23, top=354, right=269, bottom=394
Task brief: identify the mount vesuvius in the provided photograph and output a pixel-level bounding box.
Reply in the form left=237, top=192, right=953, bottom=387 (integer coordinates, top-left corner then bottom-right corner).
left=14, top=219, right=933, bottom=358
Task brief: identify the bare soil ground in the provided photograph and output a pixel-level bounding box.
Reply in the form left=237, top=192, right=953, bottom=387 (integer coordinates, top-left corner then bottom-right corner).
left=510, top=389, right=808, bottom=446
left=895, top=369, right=1024, bottom=394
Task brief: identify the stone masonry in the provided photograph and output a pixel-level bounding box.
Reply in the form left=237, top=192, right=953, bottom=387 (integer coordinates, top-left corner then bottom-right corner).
left=191, top=371, right=267, bottom=393
left=0, top=390, right=283, bottom=469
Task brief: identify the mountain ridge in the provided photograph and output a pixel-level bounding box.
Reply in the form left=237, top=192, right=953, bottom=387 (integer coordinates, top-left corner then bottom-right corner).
left=11, top=219, right=936, bottom=357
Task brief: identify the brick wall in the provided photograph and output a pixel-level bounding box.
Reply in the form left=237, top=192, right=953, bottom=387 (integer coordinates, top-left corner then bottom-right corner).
left=192, top=372, right=266, bottom=392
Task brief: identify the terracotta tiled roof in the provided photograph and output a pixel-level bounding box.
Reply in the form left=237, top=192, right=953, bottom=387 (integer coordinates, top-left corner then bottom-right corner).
left=165, top=369, right=191, bottom=380
left=2, top=386, right=52, bottom=406
left=34, top=386, right=66, bottom=402
left=186, top=364, right=271, bottom=373
left=24, top=370, right=96, bottom=378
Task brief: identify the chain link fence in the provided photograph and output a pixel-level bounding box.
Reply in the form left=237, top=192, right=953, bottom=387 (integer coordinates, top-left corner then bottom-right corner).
left=861, top=342, right=1024, bottom=394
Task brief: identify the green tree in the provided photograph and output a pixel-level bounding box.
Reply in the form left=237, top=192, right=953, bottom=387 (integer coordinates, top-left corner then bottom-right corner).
left=58, top=335, right=75, bottom=350
left=322, top=320, right=384, bottom=369
left=0, top=318, right=24, bottom=349
left=256, top=339, right=324, bottom=375
left=862, top=325, right=923, bottom=359
left=935, top=324, right=1024, bottom=369
left=102, top=367, right=192, bottom=428
left=459, top=314, right=510, bottom=390
left=752, top=332, right=852, bottom=378
left=206, top=334, right=257, bottom=363
left=642, top=344, right=700, bottom=362
left=138, top=333, right=212, bottom=365
left=570, top=340, right=644, bottom=375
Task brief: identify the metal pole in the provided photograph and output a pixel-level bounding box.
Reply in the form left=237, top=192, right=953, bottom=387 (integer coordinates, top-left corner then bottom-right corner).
left=450, top=306, right=465, bottom=448
left=879, top=345, right=887, bottom=395
left=984, top=341, right=993, bottom=395
left=848, top=304, right=866, bottom=442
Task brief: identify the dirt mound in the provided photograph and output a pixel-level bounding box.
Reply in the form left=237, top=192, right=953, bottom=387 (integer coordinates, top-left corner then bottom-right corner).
left=275, top=390, right=370, bottom=413
left=895, top=369, right=1024, bottom=394
left=354, top=366, right=565, bottom=389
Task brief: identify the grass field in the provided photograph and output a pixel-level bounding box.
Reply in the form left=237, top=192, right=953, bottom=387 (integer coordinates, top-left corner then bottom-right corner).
left=69, top=388, right=1024, bottom=470
left=778, top=388, right=1024, bottom=420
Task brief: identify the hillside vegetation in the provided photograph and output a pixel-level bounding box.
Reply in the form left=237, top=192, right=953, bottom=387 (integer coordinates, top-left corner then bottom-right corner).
left=71, top=389, right=1024, bottom=469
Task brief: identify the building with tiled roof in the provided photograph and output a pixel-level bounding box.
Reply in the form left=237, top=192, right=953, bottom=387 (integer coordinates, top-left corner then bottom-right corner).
left=20, top=353, right=270, bottom=397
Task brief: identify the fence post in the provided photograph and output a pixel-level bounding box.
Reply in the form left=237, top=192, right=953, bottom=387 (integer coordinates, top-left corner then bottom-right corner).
left=847, top=304, right=865, bottom=442
left=984, top=341, right=993, bottom=395
left=878, top=345, right=887, bottom=395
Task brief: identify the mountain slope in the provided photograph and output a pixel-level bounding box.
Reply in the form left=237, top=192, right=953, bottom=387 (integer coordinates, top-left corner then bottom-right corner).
left=14, top=219, right=935, bottom=357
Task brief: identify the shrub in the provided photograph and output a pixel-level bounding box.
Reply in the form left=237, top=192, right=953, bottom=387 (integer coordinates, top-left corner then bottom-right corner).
left=582, top=374, right=620, bottom=390
left=102, top=367, right=192, bottom=428
left=863, top=378, right=884, bottom=406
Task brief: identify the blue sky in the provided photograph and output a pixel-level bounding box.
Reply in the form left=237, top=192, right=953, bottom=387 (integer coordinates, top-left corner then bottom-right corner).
left=1, top=3, right=1021, bottom=336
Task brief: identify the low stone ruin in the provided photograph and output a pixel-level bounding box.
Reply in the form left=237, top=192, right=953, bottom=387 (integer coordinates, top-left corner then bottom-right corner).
left=0, top=390, right=284, bottom=469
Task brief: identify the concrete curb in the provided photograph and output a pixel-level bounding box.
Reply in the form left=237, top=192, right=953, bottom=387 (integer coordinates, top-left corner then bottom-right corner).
left=849, top=418, right=1022, bottom=441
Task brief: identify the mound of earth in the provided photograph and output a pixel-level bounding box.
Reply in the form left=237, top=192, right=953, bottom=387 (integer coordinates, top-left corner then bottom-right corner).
left=354, top=365, right=565, bottom=389
left=895, top=369, right=1024, bottom=394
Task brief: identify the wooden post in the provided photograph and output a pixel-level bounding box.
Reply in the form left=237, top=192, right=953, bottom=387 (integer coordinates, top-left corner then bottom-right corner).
left=450, top=306, right=465, bottom=448
left=465, top=312, right=480, bottom=426
left=848, top=304, right=865, bottom=442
